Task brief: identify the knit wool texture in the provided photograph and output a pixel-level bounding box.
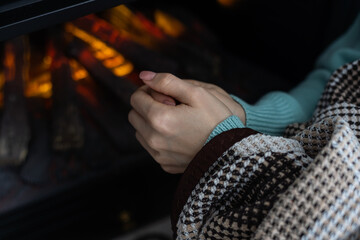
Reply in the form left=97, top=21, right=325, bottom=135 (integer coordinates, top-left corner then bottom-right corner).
left=173, top=59, right=360, bottom=239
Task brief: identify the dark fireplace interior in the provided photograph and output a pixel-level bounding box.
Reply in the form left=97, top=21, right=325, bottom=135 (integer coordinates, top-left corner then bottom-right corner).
left=0, top=0, right=359, bottom=239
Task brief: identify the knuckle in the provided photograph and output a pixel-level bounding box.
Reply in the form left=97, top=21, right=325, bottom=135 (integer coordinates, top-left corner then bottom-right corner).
left=150, top=111, right=173, bottom=135
left=129, top=90, right=139, bottom=108
left=147, top=107, right=161, bottom=128
left=190, top=86, right=207, bottom=100
left=130, top=85, right=147, bottom=108
left=147, top=135, right=161, bottom=150
left=129, top=93, right=135, bottom=107
left=158, top=73, right=175, bottom=91
left=127, top=110, right=134, bottom=124
left=147, top=103, right=158, bottom=120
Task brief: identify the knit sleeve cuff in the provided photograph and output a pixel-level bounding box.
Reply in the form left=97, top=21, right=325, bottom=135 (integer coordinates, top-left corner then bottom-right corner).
left=205, top=115, right=245, bottom=144
left=171, top=128, right=259, bottom=235
left=231, top=93, right=306, bottom=136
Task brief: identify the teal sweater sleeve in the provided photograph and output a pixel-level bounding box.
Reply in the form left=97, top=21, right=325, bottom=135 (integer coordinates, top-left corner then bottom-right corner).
left=206, top=13, right=360, bottom=142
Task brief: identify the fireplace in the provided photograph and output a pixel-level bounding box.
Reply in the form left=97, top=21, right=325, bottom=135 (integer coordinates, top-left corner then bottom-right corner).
left=0, top=1, right=256, bottom=239
left=1, top=1, right=358, bottom=239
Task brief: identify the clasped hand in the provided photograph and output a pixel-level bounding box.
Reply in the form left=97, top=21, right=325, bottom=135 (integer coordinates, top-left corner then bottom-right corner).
left=128, top=71, right=245, bottom=174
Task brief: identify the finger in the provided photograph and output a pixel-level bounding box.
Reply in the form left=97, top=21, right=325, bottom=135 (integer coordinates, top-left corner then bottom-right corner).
left=130, top=85, right=164, bottom=120
left=184, top=79, right=228, bottom=95
left=135, top=137, right=179, bottom=172
left=128, top=109, right=153, bottom=138
left=135, top=131, right=159, bottom=159
left=139, top=71, right=195, bottom=105
left=183, top=79, right=208, bottom=87
left=150, top=89, right=176, bottom=106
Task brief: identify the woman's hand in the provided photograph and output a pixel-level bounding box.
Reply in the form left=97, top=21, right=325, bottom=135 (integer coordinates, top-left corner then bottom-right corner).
left=183, top=79, right=246, bottom=124
left=149, top=79, right=246, bottom=125
left=128, top=71, right=233, bottom=173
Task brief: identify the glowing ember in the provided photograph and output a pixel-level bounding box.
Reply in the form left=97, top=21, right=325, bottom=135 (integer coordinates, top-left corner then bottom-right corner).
left=106, top=5, right=164, bottom=49
left=112, top=62, right=134, bottom=77
left=154, top=10, right=185, bottom=38
left=103, top=56, right=125, bottom=68
left=26, top=53, right=53, bottom=98
left=69, top=59, right=89, bottom=81
left=65, top=23, right=134, bottom=77
left=217, top=0, right=239, bottom=7
left=25, top=72, right=52, bottom=98
left=3, top=44, right=16, bottom=81
left=4, top=39, right=48, bottom=99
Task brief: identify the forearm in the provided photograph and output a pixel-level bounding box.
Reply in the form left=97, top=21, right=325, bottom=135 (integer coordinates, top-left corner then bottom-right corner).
left=231, top=92, right=306, bottom=136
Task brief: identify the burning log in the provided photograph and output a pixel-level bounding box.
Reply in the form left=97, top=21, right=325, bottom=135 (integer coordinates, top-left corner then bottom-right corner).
left=150, top=8, right=223, bottom=83
left=74, top=65, right=140, bottom=152
left=49, top=38, right=84, bottom=151
left=101, top=5, right=168, bottom=50
left=0, top=36, right=31, bottom=166
left=67, top=15, right=179, bottom=74
left=20, top=98, right=51, bottom=185
left=102, top=7, right=222, bottom=83
left=68, top=38, right=137, bottom=107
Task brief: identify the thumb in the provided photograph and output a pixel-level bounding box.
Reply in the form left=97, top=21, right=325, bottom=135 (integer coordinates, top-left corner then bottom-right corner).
left=139, top=71, right=193, bottom=105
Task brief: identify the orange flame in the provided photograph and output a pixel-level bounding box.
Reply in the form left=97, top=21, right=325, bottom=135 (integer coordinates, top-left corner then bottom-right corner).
left=3, top=38, right=50, bottom=99
left=69, top=59, right=89, bottom=81
left=103, top=56, right=125, bottom=68
left=25, top=54, right=53, bottom=98
left=65, top=23, right=134, bottom=77
left=25, top=72, right=52, bottom=98
left=3, top=43, right=16, bottom=81
left=154, top=10, right=185, bottom=38
left=105, top=5, right=164, bottom=49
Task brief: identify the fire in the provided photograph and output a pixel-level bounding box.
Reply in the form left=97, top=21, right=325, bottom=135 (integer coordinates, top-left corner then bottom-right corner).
left=103, top=56, right=125, bottom=68
left=105, top=5, right=165, bottom=49
left=65, top=23, right=134, bottom=77
left=3, top=43, right=16, bottom=81
left=154, top=10, right=185, bottom=38
left=25, top=55, right=53, bottom=98
left=69, top=59, right=88, bottom=81
left=113, top=63, right=134, bottom=77
left=0, top=4, right=205, bottom=104
left=25, top=72, right=52, bottom=98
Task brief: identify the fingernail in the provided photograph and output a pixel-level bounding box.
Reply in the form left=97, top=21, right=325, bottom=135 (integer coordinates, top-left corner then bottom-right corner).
left=139, top=71, right=156, bottom=81
left=163, top=100, right=176, bottom=106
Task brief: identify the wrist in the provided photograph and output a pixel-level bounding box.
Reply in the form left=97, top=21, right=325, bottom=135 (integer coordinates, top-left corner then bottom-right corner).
left=205, top=115, right=245, bottom=144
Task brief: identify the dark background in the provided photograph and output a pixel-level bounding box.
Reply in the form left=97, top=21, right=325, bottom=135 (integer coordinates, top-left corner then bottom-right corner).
left=1, top=1, right=360, bottom=240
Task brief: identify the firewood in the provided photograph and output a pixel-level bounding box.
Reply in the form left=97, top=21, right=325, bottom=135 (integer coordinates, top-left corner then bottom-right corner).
left=20, top=98, right=51, bottom=185
left=70, top=15, right=179, bottom=74
left=50, top=38, right=84, bottom=151
left=0, top=36, right=31, bottom=166
left=73, top=67, right=140, bottom=152
left=68, top=38, right=137, bottom=107
left=71, top=13, right=223, bottom=84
